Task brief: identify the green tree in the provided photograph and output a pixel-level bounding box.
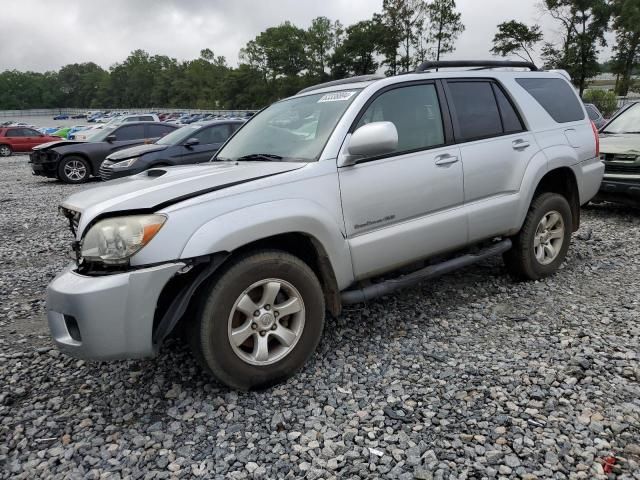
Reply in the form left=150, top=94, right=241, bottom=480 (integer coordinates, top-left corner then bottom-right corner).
left=306, top=17, right=336, bottom=81
left=491, top=21, right=543, bottom=63
left=425, top=0, right=465, bottom=62
left=376, top=0, right=427, bottom=74
left=610, top=0, right=640, bottom=95
left=330, top=20, right=381, bottom=77
left=583, top=89, right=618, bottom=116
left=543, top=0, right=611, bottom=95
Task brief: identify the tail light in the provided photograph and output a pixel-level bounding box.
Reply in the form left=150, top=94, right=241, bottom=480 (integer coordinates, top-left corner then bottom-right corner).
left=591, top=120, right=600, bottom=158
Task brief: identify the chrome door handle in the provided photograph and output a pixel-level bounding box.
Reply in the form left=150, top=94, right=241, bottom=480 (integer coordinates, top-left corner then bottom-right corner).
left=434, top=154, right=459, bottom=166
left=512, top=139, right=530, bottom=150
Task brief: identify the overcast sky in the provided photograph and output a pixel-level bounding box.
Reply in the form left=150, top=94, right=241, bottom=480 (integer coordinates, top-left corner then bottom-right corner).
left=0, top=0, right=613, bottom=72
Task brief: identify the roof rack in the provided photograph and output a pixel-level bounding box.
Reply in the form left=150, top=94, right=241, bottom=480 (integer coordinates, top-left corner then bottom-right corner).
left=415, top=60, right=538, bottom=72
left=298, top=75, right=385, bottom=94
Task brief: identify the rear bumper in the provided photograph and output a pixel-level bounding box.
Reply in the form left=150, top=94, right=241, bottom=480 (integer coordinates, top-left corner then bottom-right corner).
left=594, top=176, right=640, bottom=207
left=47, top=262, right=185, bottom=360
left=574, top=157, right=605, bottom=205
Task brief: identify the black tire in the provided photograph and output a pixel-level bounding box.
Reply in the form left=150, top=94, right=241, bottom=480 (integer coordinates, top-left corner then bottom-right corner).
left=0, top=144, right=12, bottom=157
left=189, top=250, right=325, bottom=390
left=504, top=192, right=573, bottom=280
left=58, top=156, right=90, bottom=184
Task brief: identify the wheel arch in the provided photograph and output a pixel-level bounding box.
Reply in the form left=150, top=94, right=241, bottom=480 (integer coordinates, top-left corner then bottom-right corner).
left=533, top=167, right=580, bottom=232
left=60, top=152, right=94, bottom=175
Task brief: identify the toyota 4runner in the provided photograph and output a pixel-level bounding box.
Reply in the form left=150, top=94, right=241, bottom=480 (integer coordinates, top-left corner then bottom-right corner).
left=47, top=61, right=604, bottom=390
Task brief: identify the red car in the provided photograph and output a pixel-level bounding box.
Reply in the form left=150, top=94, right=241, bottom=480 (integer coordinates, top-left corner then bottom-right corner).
left=0, top=127, right=61, bottom=157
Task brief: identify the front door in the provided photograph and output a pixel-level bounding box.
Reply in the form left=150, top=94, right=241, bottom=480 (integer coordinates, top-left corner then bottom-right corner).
left=338, top=82, right=467, bottom=280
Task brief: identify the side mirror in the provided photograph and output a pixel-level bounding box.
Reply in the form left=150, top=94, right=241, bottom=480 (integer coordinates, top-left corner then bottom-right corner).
left=185, top=137, right=200, bottom=147
left=106, top=134, right=117, bottom=143
left=341, top=121, right=398, bottom=166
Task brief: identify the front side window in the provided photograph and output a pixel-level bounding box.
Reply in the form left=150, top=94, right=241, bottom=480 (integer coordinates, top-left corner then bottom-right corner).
left=447, top=81, right=503, bottom=141
left=194, top=125, right=231, bottom=144
left=355, top=83, right=445, bottom=153
left=216, top=89, right=361, bottom=162
left=114, top=125, right=145, bottom=141
left=602, top=102, right=640, bottom=134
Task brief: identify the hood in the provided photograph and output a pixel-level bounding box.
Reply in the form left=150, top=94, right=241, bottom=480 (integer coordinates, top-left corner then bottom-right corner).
left=33, top=139, right=86, bottom=151
left=107, top=143, right=168, bottom=161
left=599, top=133, right=640, bottom=156
left=61, top=162, right=306, bottom=235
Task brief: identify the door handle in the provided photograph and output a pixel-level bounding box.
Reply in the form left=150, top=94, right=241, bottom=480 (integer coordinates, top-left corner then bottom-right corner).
left=512, top=139, right=530, bottom=150
left=434, top=154, right=459, bottom=166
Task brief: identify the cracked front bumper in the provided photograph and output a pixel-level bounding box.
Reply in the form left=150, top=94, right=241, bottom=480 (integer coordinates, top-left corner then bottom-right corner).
left=47, top=262, right=185, bottom=360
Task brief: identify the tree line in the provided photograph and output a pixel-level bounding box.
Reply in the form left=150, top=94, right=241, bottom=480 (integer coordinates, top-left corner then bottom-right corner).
left=1, top=0, right=639, bottom=111
left=0, top=0, right=463, bottom=110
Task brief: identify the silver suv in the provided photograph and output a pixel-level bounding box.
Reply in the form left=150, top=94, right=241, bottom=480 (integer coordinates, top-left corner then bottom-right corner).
left=47, top=61, right=604, bottom=390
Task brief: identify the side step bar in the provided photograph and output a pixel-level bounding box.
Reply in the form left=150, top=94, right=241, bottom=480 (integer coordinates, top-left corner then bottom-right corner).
left=340, top=239, right=512, bottom=305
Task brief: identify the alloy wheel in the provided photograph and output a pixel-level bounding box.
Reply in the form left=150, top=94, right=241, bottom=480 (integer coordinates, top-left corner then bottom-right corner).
left=63, top=160, right=87, bottom=181
left=227, top=278, right=305, bottom=366
left=534, top=210, right=565, bottom=265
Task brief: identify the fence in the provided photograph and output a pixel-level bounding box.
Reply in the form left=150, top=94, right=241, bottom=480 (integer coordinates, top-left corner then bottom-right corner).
left=0, top=108, right=257, bottom=118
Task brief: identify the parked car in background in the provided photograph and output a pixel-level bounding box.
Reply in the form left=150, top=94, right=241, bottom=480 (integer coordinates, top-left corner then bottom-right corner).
left=99, top=120, right=244, bottom=180
left=46, top=61, right=603, bottom=390
left=29, top=122, right=178, bottom=183
left=78, top=114, right=161, bottom=137
left=71, top=114, right=87, bottom=119
left=0, top=127, right=61, bottom=156
left=53, top=114, right=70, bottom=120
left=67, top=125, right=90, bottom=139
left=595, top=101, right=640, bottom=206
left=584, top=103, right=607, bottom=130
left=52, top=127, right=73, bottom=138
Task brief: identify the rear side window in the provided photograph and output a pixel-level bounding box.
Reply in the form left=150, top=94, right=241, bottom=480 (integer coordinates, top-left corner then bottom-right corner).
left=447, top=81, right=503, bottom=140
left=138, top=116, right=154, bottom=121
left=493, top=85, right=524, bottom=133
left=114, top=125, right=145, bottom=140
left=516, top=78, right=585, bottom=123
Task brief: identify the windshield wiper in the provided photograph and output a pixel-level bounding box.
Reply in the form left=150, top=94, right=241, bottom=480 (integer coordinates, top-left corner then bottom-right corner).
left=236, top=153, right=284, bottom=162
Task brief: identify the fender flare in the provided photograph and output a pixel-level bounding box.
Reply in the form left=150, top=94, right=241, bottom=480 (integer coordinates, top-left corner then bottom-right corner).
left=180, top=199, right=355, bottom=289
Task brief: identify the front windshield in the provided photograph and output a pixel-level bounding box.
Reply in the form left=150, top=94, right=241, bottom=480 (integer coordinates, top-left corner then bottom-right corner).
left=216, top=89, right=361, bottom=162
left=602, top=103, right=640, bottom=134
left=157, top=124, right=201, bottom=145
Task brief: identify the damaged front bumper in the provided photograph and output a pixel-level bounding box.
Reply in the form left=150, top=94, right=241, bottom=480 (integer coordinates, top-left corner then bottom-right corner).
left=46, top=262, right=185, bottom=360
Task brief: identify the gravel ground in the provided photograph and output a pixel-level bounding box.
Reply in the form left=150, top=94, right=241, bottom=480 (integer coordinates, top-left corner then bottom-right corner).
left=1, top=155, right=639, bottom=480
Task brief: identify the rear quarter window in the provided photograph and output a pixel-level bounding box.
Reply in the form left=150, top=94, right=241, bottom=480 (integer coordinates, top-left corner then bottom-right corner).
left=516, top=78, right=585, bottom=123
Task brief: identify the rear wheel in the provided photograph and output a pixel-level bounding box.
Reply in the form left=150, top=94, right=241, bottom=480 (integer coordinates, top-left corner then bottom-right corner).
left=0, top=144, right=12, bottom=157
left=504, top=192, right=572, bottom=280
left=58, top=156, right=90, bottom=184
left=189, top=250, right=325, bottom=390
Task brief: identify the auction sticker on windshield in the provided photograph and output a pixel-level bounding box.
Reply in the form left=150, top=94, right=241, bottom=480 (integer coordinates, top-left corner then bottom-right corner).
left=318, top=91, right=356, bottom=103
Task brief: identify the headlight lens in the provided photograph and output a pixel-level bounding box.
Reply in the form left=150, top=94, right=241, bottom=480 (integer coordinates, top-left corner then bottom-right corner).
left=111, top=157, right=138, bottom=168
left=81, top=214, right=166, bottom=264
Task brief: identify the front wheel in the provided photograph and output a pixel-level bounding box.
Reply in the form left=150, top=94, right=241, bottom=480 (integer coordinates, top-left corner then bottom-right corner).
left=189, top=250, right=325, bottom=390
left=504, top=192, right=573, bottom=280
left=0, top=144, right=12, bottom=157
left=58, top=156, right=90, bottom=183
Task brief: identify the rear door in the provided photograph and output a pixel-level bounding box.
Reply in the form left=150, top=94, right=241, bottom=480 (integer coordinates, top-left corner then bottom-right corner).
left=444, top=79, right=537, bottom=241
left=5, top=128, right=28, bottom=152
left=339, top=81, right=466, bottom=279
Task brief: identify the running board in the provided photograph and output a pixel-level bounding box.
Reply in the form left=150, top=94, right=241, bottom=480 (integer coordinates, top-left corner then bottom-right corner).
left=340, top=239, right=512, bottom=305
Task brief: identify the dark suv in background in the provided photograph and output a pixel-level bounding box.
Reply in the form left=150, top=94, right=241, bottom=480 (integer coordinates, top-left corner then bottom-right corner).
left=99, top=120, right=244, bottom=180
left=29, top=122, right=178, bottom=183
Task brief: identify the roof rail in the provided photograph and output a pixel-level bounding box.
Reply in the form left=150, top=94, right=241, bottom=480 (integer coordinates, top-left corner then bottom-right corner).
left=415, top=60, right=538, bottom=72
left=297, top=75, right=385, bottom=94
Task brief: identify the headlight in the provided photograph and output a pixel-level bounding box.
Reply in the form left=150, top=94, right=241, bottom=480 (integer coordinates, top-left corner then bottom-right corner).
left=81, top=214, right=166, bottom=264
left=111, top=157, right=138, bottom=168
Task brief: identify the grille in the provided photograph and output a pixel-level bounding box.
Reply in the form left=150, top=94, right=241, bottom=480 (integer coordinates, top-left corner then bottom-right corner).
left=98, top=163, right=114, bottom=180
left=59, top=206, right=81, bottom=237
left=604, top=163, right=640, bottom=175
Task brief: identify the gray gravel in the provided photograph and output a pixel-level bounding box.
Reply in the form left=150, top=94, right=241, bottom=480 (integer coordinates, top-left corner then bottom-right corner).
left=1, top=155, right=639, bottom=479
